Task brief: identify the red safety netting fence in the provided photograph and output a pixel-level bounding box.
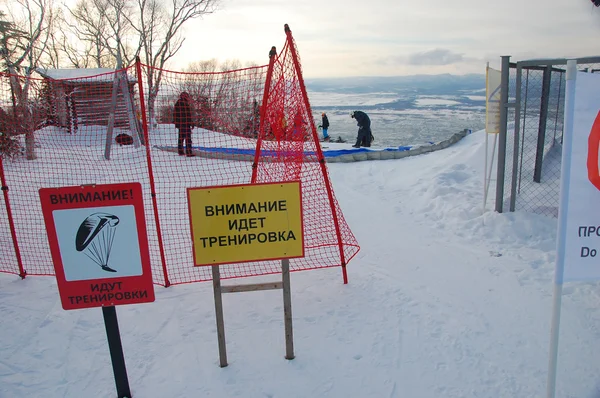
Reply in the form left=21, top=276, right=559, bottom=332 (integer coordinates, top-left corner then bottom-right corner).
left=251, top=26, right=359, bottom=283
left=0, top=25, right=360, bottom=286
left=0, top=68, right=156, bottom=282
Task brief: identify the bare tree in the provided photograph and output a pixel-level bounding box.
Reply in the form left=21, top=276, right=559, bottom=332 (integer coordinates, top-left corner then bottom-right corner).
left=1, top=0, right=54, bottom=159
left=178, top=59, right=219, bottom=129
left=131, top=0, right=218, bottom=128
left=62, top=0, right=124, bottom=68
left=186, top=58, right=217, bottom=73
left=44, top=7, right=63, bottom=68
left=180, top=58, right=261, bottom=135
left=57, top=0, right=218, bottom=127
left=183, top=58, right=217, bottom=97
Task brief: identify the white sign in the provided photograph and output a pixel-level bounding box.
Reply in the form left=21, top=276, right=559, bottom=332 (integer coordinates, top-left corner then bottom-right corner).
left=52, top=205, right=143, bottom=281
left=560, top=71, right=600, bottom=281
left=486, top=66, right=502, bottom=134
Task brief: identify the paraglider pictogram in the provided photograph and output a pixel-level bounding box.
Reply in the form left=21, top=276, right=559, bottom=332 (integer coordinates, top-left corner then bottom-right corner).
left=76, top=212, right=120, bottom=272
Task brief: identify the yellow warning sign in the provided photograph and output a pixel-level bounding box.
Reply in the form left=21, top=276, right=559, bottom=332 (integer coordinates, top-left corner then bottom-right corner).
left=187, top=181, right=304, bottom=266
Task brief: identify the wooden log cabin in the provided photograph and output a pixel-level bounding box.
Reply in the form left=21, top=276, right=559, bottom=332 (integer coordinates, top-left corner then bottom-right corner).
left=36, top=68, right=138, bottom=133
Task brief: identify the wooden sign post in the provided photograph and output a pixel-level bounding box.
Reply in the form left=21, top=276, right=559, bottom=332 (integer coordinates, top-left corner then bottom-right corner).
left=187, top=181, right=304, bottom=366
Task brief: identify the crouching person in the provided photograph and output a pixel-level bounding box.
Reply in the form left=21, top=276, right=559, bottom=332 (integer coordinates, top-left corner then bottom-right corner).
left=350, top=110, right=372, bottom=148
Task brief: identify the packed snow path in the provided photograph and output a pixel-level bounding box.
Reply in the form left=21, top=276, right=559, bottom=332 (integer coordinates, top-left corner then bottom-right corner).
left=1, top=130, right=599, bottom=398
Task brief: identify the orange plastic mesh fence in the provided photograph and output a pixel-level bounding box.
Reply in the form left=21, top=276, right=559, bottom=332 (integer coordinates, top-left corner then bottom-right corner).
left=0, top=27, right=359, bottom=285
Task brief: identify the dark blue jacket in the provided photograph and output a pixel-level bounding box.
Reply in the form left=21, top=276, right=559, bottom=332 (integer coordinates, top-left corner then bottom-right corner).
left=322, top=114, right=329, bottom=129
left=353, top=111, right=371, bottom=131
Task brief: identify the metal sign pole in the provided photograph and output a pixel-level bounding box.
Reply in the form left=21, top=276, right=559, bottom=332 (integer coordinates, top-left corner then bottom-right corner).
left=39, top=182, right=155, bottom=397
left=102, top=306, right=132, bottom=398
left=546, top=59, right=577, bottom=398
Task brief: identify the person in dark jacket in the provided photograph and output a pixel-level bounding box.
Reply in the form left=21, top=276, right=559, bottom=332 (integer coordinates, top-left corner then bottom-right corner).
left=173, top=92, right=194, bottom=156
left=350, top=110, right=373, bottom=148
left=318, top=112, right=330, bottom=142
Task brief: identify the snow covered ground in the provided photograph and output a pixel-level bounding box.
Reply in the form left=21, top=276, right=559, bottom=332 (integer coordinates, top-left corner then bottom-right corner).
left=1, top=128, right=599, bottom=398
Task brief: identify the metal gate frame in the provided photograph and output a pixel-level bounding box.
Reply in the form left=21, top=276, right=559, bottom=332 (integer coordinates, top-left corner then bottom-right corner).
left=495, top=55, right=600, bottom=216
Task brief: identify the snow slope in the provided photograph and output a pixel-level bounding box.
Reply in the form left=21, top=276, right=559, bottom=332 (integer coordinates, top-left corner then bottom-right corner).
left=1, top=129, right=599, bottom=398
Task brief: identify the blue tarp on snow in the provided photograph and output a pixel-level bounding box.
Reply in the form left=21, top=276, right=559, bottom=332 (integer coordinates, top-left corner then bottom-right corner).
left=162, top=145, right=421, bottom=158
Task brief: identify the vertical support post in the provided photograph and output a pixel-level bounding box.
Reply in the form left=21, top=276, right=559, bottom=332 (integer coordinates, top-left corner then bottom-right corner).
left=212, top=265, right=228, bottom=367
left=135, top=57, right=170, bottom=287
left=119, top=49, right=140, bottom=148
left=118, top=74, right=141, bottom=148
left=494, top=55, right=510, bottom=213
left=518, top=70, right=530, bottom=194
left=104, top=73, right=121, bottom=160
left=546, top=59, right=577, bottom=398
left=484, top=62, right=489, bottom=213
left=553, top=72, right=563, bottom=143
left=484, top=129, right=488, bottom=213
left=102, top=306, right=132, bottom=398
left=281, top=259, right=295, bottom=360
left=283, top=24, right=348, bottom=284
left=0, top=157, right=26, bottom=278
left=115, top=47, right=141, bottom=148
left=509, top=63, right=523, bottom=212
left=251, top=46, right=277, bottom=184
left=534, top=65, right=552, bottom=183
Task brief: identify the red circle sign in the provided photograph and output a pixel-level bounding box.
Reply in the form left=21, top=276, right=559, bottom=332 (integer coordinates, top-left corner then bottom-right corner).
left=587, top=111, right=600, bottom=190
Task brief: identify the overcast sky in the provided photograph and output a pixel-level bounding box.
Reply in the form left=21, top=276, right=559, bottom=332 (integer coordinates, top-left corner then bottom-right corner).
left=171, top=0, right=600, bottom=78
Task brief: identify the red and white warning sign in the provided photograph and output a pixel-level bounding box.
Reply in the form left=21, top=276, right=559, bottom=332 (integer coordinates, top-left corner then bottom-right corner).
left=39, top=182, right=155, bottom=310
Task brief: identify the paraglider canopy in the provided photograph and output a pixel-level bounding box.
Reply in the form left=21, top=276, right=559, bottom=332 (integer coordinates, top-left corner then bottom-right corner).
left=75, top=212, right=120, bottom=272
left=76, top=213, right=120, bottom=251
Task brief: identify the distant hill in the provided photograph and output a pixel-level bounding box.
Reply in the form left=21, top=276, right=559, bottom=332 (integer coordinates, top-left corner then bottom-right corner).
left=304, top=74, right=485, bottom=95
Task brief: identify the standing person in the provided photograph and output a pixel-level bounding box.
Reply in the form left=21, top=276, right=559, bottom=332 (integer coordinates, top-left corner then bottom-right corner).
left=291, top=111, right=306, bottom=141
left=173, top=92, right=194, bottom=156
left=318, top=112, right=330, bottom=142
left=350, top=110, right=373, bottom=148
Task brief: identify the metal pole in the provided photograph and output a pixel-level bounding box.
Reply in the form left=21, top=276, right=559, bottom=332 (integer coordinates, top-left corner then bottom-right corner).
left=281, top=259, right=295, bottom=359
left=484, top=63, right=489, bottom=213
left=553, top=71, right=563, bottom=143
left=534, top=65, right=552, bottom=183
left=484, top=131, right=488, bottom=213
left=212, top=265, right=228, bottom=367
left=546, top=59, right=577, bottom=398
left=494, top=55, right=510, bottom=213
left=509, top=64, right=523, bottom=211
left=518, top=70, right=530, bottom=194
left=102, top=306, right=132, bottom=398
left=0, top=157, right=25, bottom=278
